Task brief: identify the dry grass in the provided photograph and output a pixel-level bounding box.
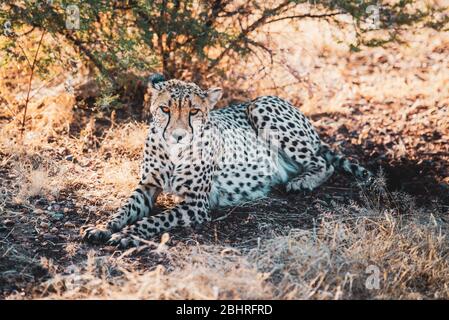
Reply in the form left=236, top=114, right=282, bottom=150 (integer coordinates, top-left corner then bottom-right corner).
left=232, top=23, right=449, bottom=116
left=1, top=19, right=449, bottom=300
left=8, top=183, right=449, bottom=300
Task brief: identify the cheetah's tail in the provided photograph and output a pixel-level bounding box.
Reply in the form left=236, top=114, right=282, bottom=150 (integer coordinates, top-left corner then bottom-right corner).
left=319, top=144, right=373, bottom=183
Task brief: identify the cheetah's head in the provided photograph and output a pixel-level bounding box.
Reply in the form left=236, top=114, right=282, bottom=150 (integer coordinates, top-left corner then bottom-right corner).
left=146, top=74, right=222, bottom=146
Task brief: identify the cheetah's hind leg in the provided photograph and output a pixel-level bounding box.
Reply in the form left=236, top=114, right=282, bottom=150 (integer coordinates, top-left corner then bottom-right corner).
left=285, top=156, right=334, bottom=192
left=245, top=97, right=335, bottom=193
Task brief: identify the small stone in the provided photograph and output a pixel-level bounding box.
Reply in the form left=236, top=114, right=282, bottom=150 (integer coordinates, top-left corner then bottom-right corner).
left=50, top=213, right=64, bottom=221
left=51, top=227, right=58, bottom=233
left=63, top=207, right=70, bottom=214
left=4, top=219, right=14, bottom=226
left=52, top=204, right=61, bottom=211
left=40, top=221, right=50, bottom=229
left=64, top=222, right=76, bottom=228
left=33, top=209, right=45, bottom=215
left=65, top=155, right=74, bottom=161
left=43, top=233, right=58, bottom=241
left=104, top=246, right=116, bottom=253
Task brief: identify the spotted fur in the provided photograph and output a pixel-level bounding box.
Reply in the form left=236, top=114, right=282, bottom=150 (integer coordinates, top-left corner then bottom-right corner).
left=82, top=76, right=372, bottom=248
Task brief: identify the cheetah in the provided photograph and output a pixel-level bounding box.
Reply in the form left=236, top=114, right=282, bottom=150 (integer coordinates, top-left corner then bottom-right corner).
left=82, top=74, right=372, bottom=248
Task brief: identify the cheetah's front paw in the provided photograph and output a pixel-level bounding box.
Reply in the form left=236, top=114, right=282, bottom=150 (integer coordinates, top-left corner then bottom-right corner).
left=286, top=179, right=315, bottom=192
left=81, top=225, right=112, bottom=243
left=106, top=232, right=141, bottom=249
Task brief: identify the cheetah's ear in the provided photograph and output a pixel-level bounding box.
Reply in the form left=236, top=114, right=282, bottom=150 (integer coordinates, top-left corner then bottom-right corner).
left=206, top=88, right=222, bottom=108
left=146, top=73, right=166, bottom=114
left=148, top=73, right=166, bottom=90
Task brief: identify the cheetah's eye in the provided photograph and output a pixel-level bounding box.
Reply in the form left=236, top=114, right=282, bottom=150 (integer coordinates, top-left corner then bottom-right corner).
left=160, top=106, right=170, bottom=114
left=190, top=108, right=200, bottom=116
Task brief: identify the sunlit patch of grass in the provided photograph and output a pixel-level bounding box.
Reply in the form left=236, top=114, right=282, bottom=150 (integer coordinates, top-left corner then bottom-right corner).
left=99, top=122, right=148, bottom=159
left=101, top=159, right=140, bottom=198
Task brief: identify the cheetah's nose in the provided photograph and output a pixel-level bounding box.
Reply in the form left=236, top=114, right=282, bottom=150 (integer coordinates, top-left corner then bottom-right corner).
left=172, top=130, right=187, bottom=143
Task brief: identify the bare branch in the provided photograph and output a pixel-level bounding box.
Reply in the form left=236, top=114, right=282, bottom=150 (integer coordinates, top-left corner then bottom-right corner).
left=20, top=29, right=46, bottom=137
left=265, top=11, right=345, bottom=24
left=207, top=1, right=293, bottom=71
left=246, top=38, right=274, bottom=65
